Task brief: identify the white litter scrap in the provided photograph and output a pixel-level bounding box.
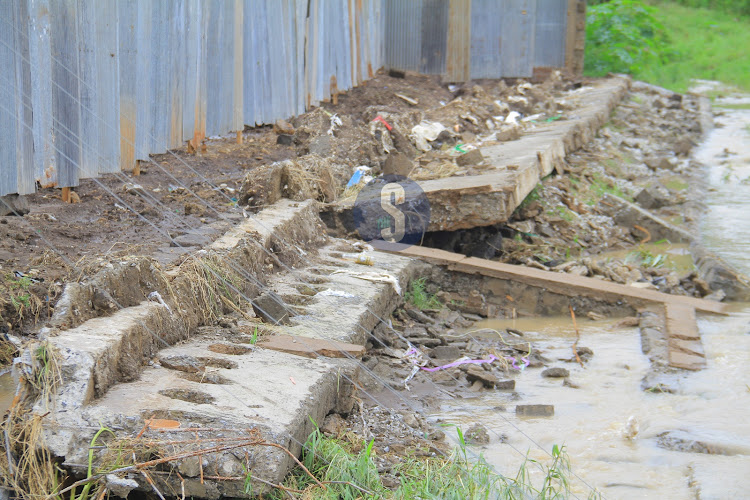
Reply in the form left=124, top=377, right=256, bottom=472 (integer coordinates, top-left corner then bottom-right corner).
left=410, top=121, right=447, bottom=152
left=327, top=113, right=343, bottom=136
left=317, top=289, right=356, bottom=299
left=331, top=270, right=402, bottom=295
left=505, top=111, right=521, bottom=125
left=147, top=291, right=172, bottom=313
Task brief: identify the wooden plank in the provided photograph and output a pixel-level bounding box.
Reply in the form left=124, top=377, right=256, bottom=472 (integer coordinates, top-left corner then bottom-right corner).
left=259, top=334, right=364, bottom=359
left=664, top=303, right=706, bottom=370
left=378, top=246, right=728, bottom=315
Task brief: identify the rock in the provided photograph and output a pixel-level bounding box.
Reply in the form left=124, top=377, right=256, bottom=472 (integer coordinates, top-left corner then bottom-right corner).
left=383, top=152, right=413, bottom=177
left=516, top=404, right=554, bottom=417
left=105, top=474, right=139, bottom=497
left=644, top=155, right=674, bottom=170
left=673, top=136, right=695, bottom=156
left=495, top=379, right=516, bottom=390
left=542, top=367, right=570, bottom=378
left=184, top=202, right=205, bottom=216
left=0, top=194, right=29, bottom=216
left=238, top=163, right=284, bottom=208
left=431, top=345, right=461, bottom=361
left=400, top=411, right=420, bottom=429
left=576, top=346, right=594, bottom=362
left=276, top=134, right=294, bottom=146
left=252, top=291, right=295, bottom=325
left=273, top=119, right=295, bottom=135
left=455, top=148, right=484, bottom=167
left=321, top=413, right=347, bottom=436
left=635, top=183, right=671, bottom=209
left=656, top=430, right=748, bottom=456
left=309, top=135, right=332, bottom=157
left=466, top=365, right=500, bottom=388
left=123, top=183, right=146, bottom=196
left=159, top=355, right=205, bottom=373
left=495, top=124, right=521, bottom=142
left=171, top=232, right=211, bottom=247
left=465, top=424, right=490, bottom=444
left=427, top=428, right=445, bottom=441
left=563, top=378, right=580, bottom=388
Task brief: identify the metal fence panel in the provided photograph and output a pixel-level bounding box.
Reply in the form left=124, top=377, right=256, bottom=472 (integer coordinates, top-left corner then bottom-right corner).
left=0, top=0, right=574, bottom=197
left=470, top=0, right=502, bottom=78
left=0, top=0, right=19, bottom=197
left=384, top=0, right=422, bottom=74
left=534, top=0, right=567, bottom=68
left=500, top=0, right=537, bottom=78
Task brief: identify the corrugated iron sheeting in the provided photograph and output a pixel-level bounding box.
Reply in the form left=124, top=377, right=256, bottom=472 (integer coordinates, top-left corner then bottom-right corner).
left=534, top=0, right=567, bottom=68
left=0, top=0, right=573, bottom=198
left=0, top=0, right=385, bottom=197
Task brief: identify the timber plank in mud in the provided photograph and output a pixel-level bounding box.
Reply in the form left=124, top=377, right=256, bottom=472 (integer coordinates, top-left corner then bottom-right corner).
left=381, top=245, right=728, bottom=315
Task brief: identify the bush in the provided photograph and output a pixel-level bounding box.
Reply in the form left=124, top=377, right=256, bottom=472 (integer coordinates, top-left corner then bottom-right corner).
left=584, top=0, right=670, bottom=76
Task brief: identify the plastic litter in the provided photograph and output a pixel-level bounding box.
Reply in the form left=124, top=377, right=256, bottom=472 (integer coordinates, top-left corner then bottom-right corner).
left=317, top=289, right=356, bottom=299
left=372, top=115, right=392, bottom=131
left=505, top=111, right=521, bottom=125
left=147, top=291, right=172, bottom=314
left=410, top=121, right=447, bottom=151
left=346, top=166, right=373, bottom=188
left=327, top=113, right=342, bottom=136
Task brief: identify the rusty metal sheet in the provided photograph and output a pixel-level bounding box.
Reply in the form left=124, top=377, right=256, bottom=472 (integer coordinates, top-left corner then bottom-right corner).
left=445, top=0, right=471, bottom=82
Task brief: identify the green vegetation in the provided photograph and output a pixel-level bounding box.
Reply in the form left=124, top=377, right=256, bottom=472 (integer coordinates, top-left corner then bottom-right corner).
left=272, top=428, right=600, bottom=499
left=406, top=278, right=442, bottom=310
left=585, top=1, right=750, bottom=92
left=585, top=0, right=669, bottom=76
left=664, top=0, right=750, bottom=17
left=587, top=174, right=630, bottom=204
left=519, top=184, right=543, bottom=211
left=627, top=245, right=668, bottom=268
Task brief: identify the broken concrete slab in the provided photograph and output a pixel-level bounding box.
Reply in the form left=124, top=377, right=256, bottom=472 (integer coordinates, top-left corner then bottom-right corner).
left=260, top=334, right=365, bottom=359
left=325, top=76, right=631, bottom=233
left=21, top=201, right=421, bottom=497
left=600, top=193, right=694, bottom=243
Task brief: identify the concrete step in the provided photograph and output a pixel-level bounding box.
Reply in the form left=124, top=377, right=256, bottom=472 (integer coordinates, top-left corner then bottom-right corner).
left=21, top=204, right=419, bottom=498
left=325, top=76, right=631, bottom=233
left=664, top=303, right=706, bottom=370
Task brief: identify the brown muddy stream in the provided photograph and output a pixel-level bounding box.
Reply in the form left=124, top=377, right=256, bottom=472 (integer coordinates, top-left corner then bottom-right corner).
left=432, top=85, right=750, bottom=499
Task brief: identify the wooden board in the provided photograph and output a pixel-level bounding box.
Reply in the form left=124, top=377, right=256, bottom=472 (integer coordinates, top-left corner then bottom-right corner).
left=259, top=334, right=365, bottom=359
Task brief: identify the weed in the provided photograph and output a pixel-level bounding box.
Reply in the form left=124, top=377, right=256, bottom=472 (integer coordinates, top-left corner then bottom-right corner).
left=250, top=325, right=259, bottom=345
left=519, top=184, right=543, bottom=211
left=627, top=245, right=668, bottom=268
left=406, top=278, right=442, bottom=310
left=585, top=0, right=670, bottom=76
left=547, top=205, right=576, bottom=222
left=275, top=428, right=601, bottom=499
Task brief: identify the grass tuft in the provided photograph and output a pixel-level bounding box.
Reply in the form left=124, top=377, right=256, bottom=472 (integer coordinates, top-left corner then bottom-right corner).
left=405, top=278, right=442, bottom=310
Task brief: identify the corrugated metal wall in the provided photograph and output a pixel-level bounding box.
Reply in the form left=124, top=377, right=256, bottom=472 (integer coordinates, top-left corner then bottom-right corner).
left=0, top=0, right=572, bottom=198
left=0, top=0, right=383, bottom=197
left=386, top=0, right=571, bottom=80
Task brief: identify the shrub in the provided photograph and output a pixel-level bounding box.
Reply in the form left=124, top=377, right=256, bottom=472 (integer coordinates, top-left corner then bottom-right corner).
left=584, top=0, right=670, bottom=76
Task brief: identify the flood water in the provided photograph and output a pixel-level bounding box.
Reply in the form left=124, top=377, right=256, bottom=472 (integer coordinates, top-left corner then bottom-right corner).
left=432, top=85, right=750, bottom=499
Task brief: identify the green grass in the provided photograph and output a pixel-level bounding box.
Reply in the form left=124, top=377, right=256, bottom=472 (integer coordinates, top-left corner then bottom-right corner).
left=271, top=428, right=600, bottom=499
left=406, top=278, right=442, bottom=310
left=714, top=102, right=750, bottom=110
left=636, top=2, right=750, bottom=92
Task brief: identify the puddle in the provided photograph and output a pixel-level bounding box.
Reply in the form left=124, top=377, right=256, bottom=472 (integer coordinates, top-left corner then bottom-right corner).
left=434, top=311, right=750, bottom=498
left=430, top=89, right=750, bottom=497
left=594, top=242, right=695, bottom=273
left=0, top=371, right=16, bottom=414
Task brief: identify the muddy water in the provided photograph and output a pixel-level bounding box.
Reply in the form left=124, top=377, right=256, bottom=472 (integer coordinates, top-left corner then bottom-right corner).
left=0, top=371, right=16, bottom=414
left=432, top=87, right=750, bottom=499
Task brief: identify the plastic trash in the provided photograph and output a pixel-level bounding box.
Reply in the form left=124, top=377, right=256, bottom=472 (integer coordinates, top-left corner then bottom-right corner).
left=410, top=121, right=447, bottom=151
left=346, top=166, right=372, bottom=188
left=505, top=111, right=521, bottom=125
